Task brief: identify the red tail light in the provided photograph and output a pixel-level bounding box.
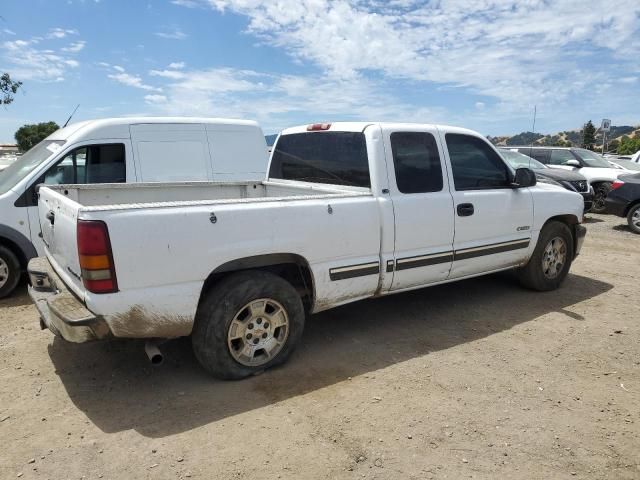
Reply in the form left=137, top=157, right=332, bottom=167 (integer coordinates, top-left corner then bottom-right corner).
left=611, top=180, right=625, bottom=190
left=77, top=220, right=118, bottom=293
left=307, top=123, right=331, bottom=131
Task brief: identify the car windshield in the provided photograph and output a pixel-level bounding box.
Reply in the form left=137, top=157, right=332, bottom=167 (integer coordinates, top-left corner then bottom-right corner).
left=499, top=149, right=546, bottom=170
left=0, top=140, right=65, bottom=195
left=574, top=149, right=611, bottom=168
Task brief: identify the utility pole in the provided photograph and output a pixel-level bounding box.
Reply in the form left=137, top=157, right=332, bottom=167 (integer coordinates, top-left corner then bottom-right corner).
left=601, top=119, right=611, bottom=154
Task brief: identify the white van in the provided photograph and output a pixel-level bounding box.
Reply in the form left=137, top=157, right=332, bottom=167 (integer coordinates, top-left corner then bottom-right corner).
left=0, top=117, right=268, bottom=298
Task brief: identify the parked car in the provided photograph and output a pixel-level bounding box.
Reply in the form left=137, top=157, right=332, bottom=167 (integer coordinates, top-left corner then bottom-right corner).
left=28, top=122, right=586, bottom=379
left=605, top=173, right=640, bottom=233
left=608, top=159, right=640, bottom=172
left=0, top=117, right=268, bottom=298
left=510, top=146, right=627, bottom=213
left=499, top=148, right=593, bottom=212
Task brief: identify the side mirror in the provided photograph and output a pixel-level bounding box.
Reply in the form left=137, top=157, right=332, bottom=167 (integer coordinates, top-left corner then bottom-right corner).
left=564, top=159, right=581, bottom=167
left=512, top=167, right=537, bottom=188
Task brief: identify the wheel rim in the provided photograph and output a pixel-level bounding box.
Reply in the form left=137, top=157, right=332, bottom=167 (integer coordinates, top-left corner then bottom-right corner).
left=227, top=298, right=290, bottom=367
left=541, top=236, right=567, bottom=279
left=593, top=188, right=606, bottom=211
left=632, top=208, right=640, bottom=229
left=0, top=257, right=9, bottom=289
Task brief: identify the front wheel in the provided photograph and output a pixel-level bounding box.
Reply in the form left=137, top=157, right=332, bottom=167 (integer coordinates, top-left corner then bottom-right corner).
left=192, top=270, right=305, bottom=380
left=517, top=221, right=574, bottom=291
left=591, top=182, right=612, bottom=214
left=0, top=245, right=21, bottom=299
left=627, top=204, right=640, bottom=234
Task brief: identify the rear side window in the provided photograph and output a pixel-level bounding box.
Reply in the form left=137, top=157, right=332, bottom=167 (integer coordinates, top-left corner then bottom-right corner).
left=390, top=132, right=443, bottom=193
left=518, top=148, right=550, bottom=164
left=270, top=132, right=370, bottom=188
left=446, top=134, right=510, bottom=190
left=549, top=149, right=576, bottom=165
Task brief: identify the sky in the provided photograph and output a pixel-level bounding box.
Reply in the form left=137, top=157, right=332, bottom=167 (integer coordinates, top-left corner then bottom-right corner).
left=1, top=0, right=639, bottom=143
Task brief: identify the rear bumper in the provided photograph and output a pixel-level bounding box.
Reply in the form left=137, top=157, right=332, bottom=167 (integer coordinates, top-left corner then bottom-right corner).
left=28, top=257, right=111, bottom=343
left=574, top=224, right=587, bottom=258
left=604, top=195, right=628, bottom=217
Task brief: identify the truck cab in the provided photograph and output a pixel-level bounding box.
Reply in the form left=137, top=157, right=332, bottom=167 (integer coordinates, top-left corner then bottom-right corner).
left=0, top=117, right=268, bottom=298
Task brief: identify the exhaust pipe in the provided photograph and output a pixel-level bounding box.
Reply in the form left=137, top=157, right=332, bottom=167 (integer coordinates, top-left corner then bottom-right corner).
left=144, top=340, right=164, bottom=366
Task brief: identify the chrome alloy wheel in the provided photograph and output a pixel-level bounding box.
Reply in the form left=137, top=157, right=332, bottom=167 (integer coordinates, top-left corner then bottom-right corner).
left=227, top=298, right=290, bottom=367
left=542, top=236, right=567, bottom=279
left=0, top=257, right=8, bottom=289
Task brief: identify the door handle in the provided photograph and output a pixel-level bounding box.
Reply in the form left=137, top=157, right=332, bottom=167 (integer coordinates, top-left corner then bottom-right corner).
left=457, top=203, right=474, bottom=217
left=46, top=210, right=55, bottom=225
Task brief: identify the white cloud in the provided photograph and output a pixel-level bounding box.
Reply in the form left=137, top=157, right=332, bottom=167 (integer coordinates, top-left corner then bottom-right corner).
left=108, top=71, right=162, bottom=92
left=168, top=61, right=185, bottom=69
left=185, top=0, right=640, bottom=113
left=48, top=27, right=78, bottom=39
left=61, top=40, right=86, bottom=52
left=142, top=65, right=449, bottom=131
left=2, top=29, right=16, bottom=36
left=154, top=27, right=188, bottom=40
left=144, top=94, right=168, bottom=105
left=1, top=32, right=84, bottom=82
left=475, top=102, right=485, bottom=110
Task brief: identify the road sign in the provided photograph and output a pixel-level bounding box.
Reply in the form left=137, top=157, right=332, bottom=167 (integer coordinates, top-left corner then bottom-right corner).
left=601, top=119, right=611, bottom=132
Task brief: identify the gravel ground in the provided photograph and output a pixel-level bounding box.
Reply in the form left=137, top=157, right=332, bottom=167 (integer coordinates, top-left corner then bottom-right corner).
left=1, top=213, right=639, bottom=480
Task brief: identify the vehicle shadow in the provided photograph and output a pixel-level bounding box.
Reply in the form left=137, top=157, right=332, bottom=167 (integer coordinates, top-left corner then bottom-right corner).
left=48, top=272, right=612, bottom=437
left=583, top=216, right=604, bottom=224
left=0, top=282, right=31, bottom=308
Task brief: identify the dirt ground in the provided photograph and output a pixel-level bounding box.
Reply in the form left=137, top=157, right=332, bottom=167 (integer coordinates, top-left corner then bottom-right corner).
left=1, top=213, right=639, bottom=480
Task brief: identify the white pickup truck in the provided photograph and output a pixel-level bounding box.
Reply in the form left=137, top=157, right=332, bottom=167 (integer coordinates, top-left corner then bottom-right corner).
left=28, top=122, right=586, bottom=379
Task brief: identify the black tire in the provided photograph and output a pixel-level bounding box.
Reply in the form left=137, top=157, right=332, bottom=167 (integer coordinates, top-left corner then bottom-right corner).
left=627, top=204, right=640, bottom=234
left=192, top=270, right=305, bottom=380
left=591, top=182, right=612, bottom=214
left=517, top=221, right=574, bottom=291
left=0, top=245, right=21, bottom=299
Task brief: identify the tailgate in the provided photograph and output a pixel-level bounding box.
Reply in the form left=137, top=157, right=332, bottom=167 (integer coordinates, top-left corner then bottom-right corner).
left=39, top=186, right=85, bottom=296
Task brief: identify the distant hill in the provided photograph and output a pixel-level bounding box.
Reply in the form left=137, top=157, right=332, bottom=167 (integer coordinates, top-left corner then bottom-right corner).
left=265, top=134, right=277, bottom=146
left=489, top=125, right=640, bottom=148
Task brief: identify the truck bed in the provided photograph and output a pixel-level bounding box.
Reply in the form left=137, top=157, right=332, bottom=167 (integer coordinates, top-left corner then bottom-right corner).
left=44, top=180, right=369, bottom=211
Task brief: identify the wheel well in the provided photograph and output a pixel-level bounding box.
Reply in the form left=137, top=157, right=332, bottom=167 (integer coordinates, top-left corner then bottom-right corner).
left=624, top=199, right=640, bottom=217
left=199, top=254, right=315, bottom=313
left=0, top=236, right=28, bottom=269
left=546, top=214, right=579, bottom=227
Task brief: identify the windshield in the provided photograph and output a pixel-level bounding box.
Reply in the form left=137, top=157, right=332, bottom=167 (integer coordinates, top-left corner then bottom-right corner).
left=573, top=149, right=610, bottom=168
left=0, top=140, right=64, bottom=195
left=499, top=149, right=546, bottom=170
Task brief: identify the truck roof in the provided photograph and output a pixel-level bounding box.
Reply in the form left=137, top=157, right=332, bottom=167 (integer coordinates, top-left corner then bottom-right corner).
left=47, top=117, right=262, bottom=142
left=280, top=122, right=480, bottom=136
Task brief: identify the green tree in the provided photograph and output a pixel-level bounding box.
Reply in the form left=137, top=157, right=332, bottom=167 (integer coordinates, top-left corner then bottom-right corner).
left=14, top=122, right=60, bottom=152
left=581, top=120, right=596, bottom=150
left=617, top=137, right=640, bottom=155
left=1, top=73, right=22, bottom=105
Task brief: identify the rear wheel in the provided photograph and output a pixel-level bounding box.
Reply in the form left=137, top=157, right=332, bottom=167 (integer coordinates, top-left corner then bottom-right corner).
left=0, top=245, right=21, bottom=299
left=192, top=270, right=305, bottom=380
left=627, top=204, right=640, bottom=234
left=591, top=182, right=612, bottom=214
left=517, top=221, right=574, bottom=291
